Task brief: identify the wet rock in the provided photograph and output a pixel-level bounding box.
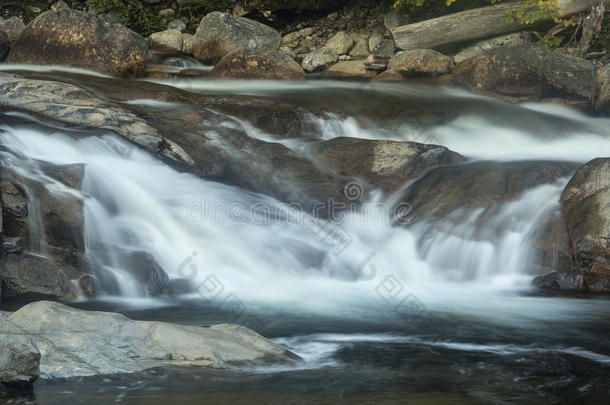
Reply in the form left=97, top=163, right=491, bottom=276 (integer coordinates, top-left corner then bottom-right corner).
left=452, top=44, right=596, bottom=107
left=0, top=335, right=40, bottom=386
left=7, top=10, right=148, bottom=77
left=312, top=138, right=466, bottom=193
left=533, top=271, right=583, bottom=290
left=0, top=301, right=298, bottom=379
left=193, top=12, right=281, bottom=63
left=323, top=60, right=378, bottom=79
left=0, top=17, right=24, bottom=44
left=560, top=158, right=610, bottom=274
left=388, top=49, right=454, bottom=77
left=301, top=47, right=338, bottom=72
left=0, top=74, right=193, bottom=167
left=402, top=161, right=577, bottom=221
left=373, top=70, right=406, bottom=81
left=325, top=31, right=354, bottom=55
left=210, top=49, right=305, bottom=80
left=454, top=32, right=535, bottom=64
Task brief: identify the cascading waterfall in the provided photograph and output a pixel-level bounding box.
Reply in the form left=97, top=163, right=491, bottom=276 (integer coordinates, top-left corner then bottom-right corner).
left=0, top=113, right=569, bottom=312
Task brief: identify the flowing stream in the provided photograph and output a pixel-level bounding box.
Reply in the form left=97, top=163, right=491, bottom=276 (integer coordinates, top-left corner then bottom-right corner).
left=1, top=70, right=610, bottom=404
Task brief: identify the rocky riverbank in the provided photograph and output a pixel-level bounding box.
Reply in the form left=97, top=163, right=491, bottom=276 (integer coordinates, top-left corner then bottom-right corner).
left=2, top=2, right=610, bottom=111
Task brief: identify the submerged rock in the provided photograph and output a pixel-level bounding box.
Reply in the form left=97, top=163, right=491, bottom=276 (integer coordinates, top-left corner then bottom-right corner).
left=192, top=12, right=281, bottom=63
left=210, top=49, right=305, bottom=80
left=452, top=44, right=596, bottom=107
left=7, top=10, right=148, bottom=77
left=0, top=301, right=298, bottom=379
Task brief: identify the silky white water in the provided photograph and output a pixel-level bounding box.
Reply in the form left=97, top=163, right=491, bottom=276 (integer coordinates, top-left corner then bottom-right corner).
left=0, top=113, right=581, bottom=325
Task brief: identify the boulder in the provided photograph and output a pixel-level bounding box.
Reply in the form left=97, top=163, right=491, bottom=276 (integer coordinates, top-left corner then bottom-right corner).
left=0, top=335, right=40, bottom=386
left=560, top=158, right=610, bottom=274
left=452, top=44, right=597, bottom=106
left=0, top=74, right=192, bottom=167
left=209, top=49, right=305, bottom=80
left=401, top=161, right=577, bottom=222
left=148, top=29, right=185, bottom=55
left=373, top=70, right=407, bottom=81
left=192, top=12, right=281, bottom=63
left=368, top=32, right=384, bottom=52
left=0, top=17, right=25, bottom=44
left=454, top=31, right=535, bottom=64
left=323, top=60, right=377, bottom=79
left=312, top=137, right=466, bottom=193
left=301, top=47, right=338, bottom=72
left=325, top=31, right=354, bottom=55
left=388, top=49, right=454, bottom=77
left=0, top=301, right=298, bottom=379
left=7, top=10, right=148, bottom=77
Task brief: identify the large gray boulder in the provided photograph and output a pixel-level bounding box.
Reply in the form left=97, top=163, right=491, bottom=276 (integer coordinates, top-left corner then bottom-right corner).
left=0, top=301, right=298, bottom=379
left=7, top=10, right=148, bottom=77
left=452, top=44, right=597, bottom=107
left=209, top=49, right=305, bottom=80
left=0, top=335, right=40, bottom=386
left=192, top=12, right=281, bottom=63
left=301, top=47, right=338, bottom=73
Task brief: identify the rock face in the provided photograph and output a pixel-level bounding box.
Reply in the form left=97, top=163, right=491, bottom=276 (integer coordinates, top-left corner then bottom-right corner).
left=7, top=10, right=147, bottom=77
left=388, top=49, right=454, bottom=77
left=312, top=138, right=466, bottom=193
left=0, top=334, right=40, bottom=386
left=452, top=44, right=596, bottom=107
left=1, top=163, right=85, bottom=301
left=401, top=161, right=577, bottom=221
left=560, top=158, right=610, bottom=275
left=301, top=47, right=338, bottom=72
left=193, top=12, right=281, bottom=63
left=210, top=49, right=305, bottom=80
left=0, top=74, right=192, bottom=167
left=0, top=301, right=298, bottom=379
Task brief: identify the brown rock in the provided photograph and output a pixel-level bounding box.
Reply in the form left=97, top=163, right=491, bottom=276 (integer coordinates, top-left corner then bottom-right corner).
left=209, top=49, right=305, bottom=80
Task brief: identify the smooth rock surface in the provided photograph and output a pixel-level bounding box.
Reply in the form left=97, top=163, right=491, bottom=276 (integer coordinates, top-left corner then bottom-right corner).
left=454, top=31, right=535, bottom=64
left=0, top=301, right=298, bottom=379
left=301, top=47, right=338, bottom=72
left=388, top=49, right=454, bottom=76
